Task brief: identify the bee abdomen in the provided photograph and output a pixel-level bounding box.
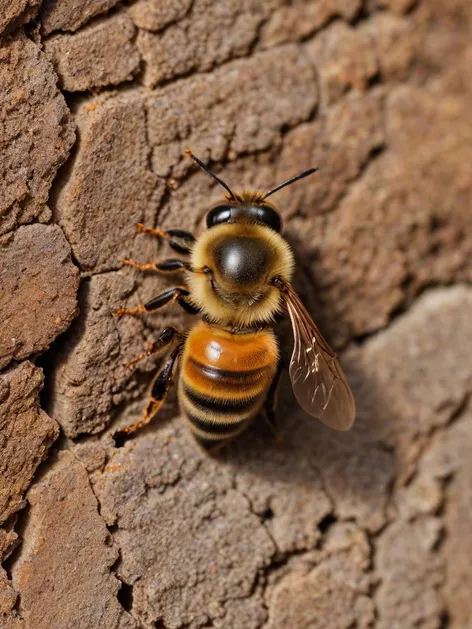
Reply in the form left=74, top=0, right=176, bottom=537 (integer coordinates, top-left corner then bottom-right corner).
left=179, top=322, right=278, bottom=447
left=181, top=380, right=263, bottom=435
left=183, top=383, right=263, bottom=416
left=179, top=367, right=269, bottom=443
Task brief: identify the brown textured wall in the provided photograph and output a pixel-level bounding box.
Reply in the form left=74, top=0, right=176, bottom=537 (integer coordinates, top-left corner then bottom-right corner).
left=1, top=1, right=472, bottom=628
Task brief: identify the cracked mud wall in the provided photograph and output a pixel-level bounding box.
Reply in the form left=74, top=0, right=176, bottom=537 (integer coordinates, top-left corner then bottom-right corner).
left=1, top=0, right=472, bottom=627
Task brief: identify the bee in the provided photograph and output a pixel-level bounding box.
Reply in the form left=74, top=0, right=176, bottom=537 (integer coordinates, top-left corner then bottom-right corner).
left=114, top=150, right=355, bottom=449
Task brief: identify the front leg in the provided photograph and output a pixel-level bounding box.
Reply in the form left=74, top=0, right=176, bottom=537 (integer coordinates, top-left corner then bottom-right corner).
left=136, top=224, right=196, bottom=255
left=114, top=287, right=200, bottom=317
left=121, top=258, right=191, bottom=273
left=113, top=341, right=184, bottom=445
left=121, top=258, right=208, bottom=276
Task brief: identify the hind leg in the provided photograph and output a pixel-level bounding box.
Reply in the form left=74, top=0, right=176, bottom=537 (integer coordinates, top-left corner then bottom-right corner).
left=114, top=341, right=183, bottom=445
left=126, top=326, right=182, bottom=369
left=262, top=363, right=284, bottom=444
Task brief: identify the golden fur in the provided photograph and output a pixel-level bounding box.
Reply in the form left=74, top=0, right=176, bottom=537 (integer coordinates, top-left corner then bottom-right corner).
left=186, top=221, right=294, bottom=327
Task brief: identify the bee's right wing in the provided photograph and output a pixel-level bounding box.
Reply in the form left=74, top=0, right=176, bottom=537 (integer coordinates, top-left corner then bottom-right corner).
left=279, top=280, right=356, bottom=431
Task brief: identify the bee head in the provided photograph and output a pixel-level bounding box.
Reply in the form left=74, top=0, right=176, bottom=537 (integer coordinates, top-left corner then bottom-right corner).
left=184, top=149, right=317, bottom=326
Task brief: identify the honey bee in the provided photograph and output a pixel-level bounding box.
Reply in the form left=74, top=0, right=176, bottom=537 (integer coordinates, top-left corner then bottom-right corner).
left=114, top=150, right=355, bottom=449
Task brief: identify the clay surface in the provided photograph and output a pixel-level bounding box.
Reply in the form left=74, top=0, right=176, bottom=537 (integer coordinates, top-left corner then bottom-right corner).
left=44, top=13, right=140, bottom=91
left=40, top=0, right=121, bottom=35
left=0, top=224, right=79, bottom=369
left=1, top=1, right=472, bottom=628
left=0, top=31, right=75, bottom=234
left=10, top=451, right=136, bottom=629
left=0, top=362, right=58, bottom=523
left=0, top=0, right=41, bottom=36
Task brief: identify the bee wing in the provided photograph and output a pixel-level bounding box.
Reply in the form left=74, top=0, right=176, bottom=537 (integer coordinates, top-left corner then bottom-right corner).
left=281, top=282, right=356, bottom=431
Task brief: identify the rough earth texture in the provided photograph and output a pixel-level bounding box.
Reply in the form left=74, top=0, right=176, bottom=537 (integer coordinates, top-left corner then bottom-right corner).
left=1, top=1, right=471, bottom=628
left=0, top=224, right=79, bottom=369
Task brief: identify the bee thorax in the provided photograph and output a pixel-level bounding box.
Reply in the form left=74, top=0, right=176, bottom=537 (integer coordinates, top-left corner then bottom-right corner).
left=213, top=235, right=271, bottom=288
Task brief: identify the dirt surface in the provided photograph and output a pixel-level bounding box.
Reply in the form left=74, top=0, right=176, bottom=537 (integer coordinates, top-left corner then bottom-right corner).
left=1, top=1, right=472, bottom=628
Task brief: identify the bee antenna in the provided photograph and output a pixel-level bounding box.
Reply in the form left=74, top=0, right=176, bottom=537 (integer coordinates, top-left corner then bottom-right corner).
left=185, top=149, right=238, bottom=201
left=262, top=167, right=319, bottom=200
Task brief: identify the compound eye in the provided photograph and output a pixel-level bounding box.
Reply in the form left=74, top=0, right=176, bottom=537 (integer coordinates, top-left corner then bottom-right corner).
left=255, top=205, right=282, bottom=233
left=206, top=202, right=283, bottom=232
left=206, top=205, right=234, bottom=228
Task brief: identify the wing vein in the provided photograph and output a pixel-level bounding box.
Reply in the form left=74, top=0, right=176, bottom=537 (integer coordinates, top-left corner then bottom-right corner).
left=282, top=281, right=356, bottom=431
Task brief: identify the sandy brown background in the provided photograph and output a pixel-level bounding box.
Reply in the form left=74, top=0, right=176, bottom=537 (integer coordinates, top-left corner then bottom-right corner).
left=1, top=0, right=472, bottom=627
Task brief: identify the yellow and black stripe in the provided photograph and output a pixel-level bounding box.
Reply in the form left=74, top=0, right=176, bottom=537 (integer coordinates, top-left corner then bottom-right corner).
left=179, top=321, right=278, bottom=448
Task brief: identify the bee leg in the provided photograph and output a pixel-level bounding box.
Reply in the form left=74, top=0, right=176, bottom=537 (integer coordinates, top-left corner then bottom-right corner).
left=114, top=287, right=200, bottom=317
left=126, top=326, right=182, bottom=369
left=136, top=224, right=196, bottom=255
left=113, top=341, right=183, bottom=446
left=122, top=258, right=210, bottom=276
left=263, top=363, right=284, bottom=445
left=204, top=440, right=230, bottom=457
left=121, top=258, right=191, bottom=273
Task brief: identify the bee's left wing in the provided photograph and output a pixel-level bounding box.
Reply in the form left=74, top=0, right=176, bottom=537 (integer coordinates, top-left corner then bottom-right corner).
left=278, top=280, right=356, bottom=431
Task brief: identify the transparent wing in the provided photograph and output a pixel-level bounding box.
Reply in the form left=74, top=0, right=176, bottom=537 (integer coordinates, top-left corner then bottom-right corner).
left=281, top=283, right=356, bottom=431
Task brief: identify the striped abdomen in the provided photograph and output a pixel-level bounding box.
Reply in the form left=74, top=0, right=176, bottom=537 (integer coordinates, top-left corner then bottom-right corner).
left=179, top=321, right=278, bottom=448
